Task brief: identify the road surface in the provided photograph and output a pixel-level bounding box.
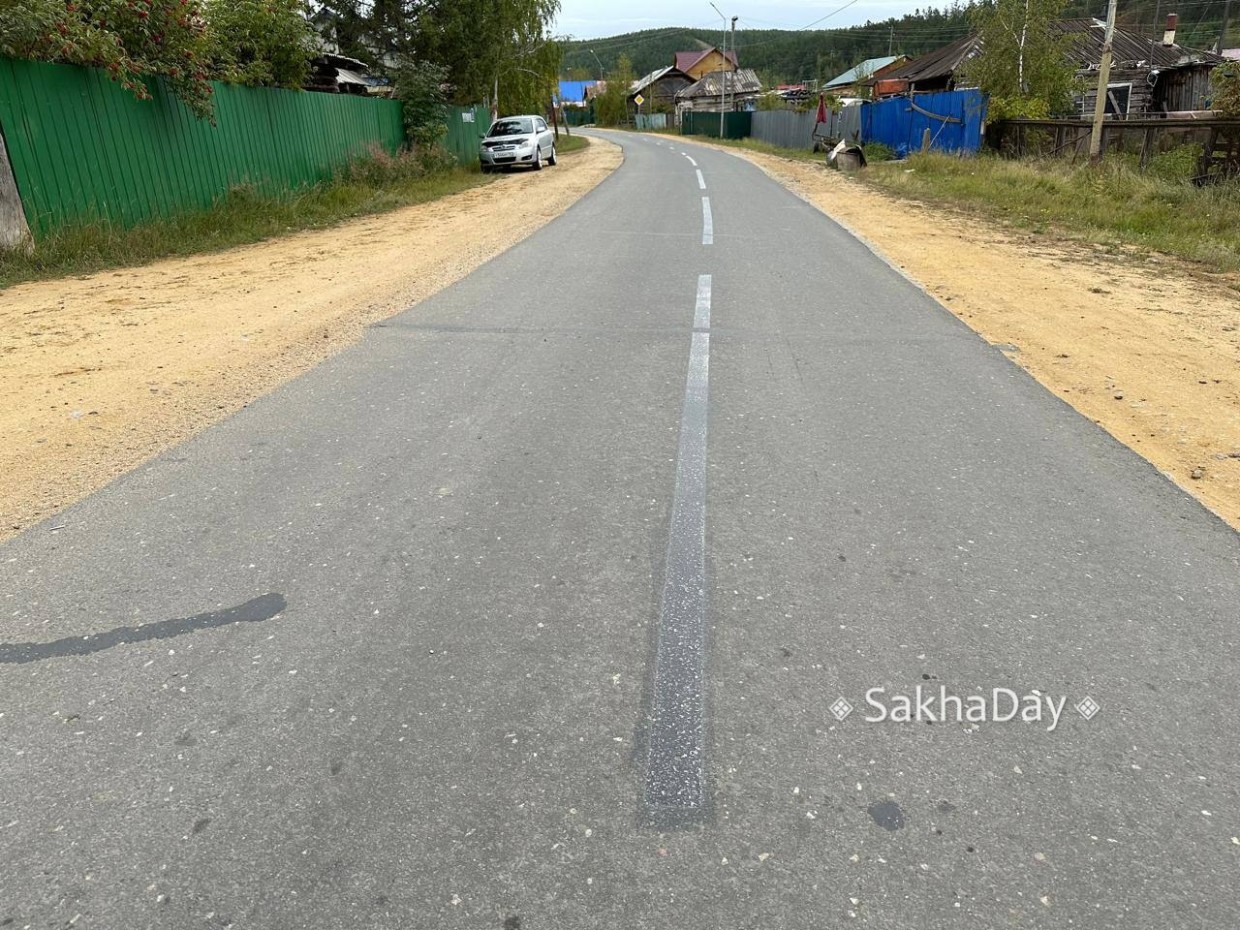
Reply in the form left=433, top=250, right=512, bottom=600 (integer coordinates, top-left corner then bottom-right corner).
left=2, top=131, right=1239, bottom=929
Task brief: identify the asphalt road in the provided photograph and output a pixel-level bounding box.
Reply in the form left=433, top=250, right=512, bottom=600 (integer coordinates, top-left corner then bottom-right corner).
left=3, top=130, right=1239, bottom=930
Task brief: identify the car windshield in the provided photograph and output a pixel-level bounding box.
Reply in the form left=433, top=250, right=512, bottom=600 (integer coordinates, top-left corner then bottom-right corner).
left=488, top=118, right=533, bottom=137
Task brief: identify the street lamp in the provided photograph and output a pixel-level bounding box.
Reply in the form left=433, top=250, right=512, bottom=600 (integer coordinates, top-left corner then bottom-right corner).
left=589, top=49, right=606, bottom=80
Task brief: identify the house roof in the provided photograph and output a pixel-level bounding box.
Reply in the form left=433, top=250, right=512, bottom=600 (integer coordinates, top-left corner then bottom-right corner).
left=882, top=20, right=1223, bottom=87
left=677, top=68, right=762, bottom=99
left=880, top=34, right=980, bottom=84
left=631, top=65, right=690, bottom=95
left=1224, top=48, right=1240, bottom=60
left=1051, top=18, right=1225, bottom=69
left=674, top=48, right=738, bottom=74
left=823, top=56, right=904, bottom=88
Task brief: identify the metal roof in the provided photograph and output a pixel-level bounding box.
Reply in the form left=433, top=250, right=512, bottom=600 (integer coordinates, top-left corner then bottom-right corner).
left=632, top=65, right=690, bottom=95
left=824, top=56, right=903, bottom=88
left=677, top=68, right=763, bottom=100
left=879, top=34, right=979, bottom=84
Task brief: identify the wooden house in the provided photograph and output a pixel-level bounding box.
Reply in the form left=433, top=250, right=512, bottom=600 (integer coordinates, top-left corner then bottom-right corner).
left=630, top=66, right=694, bottom=111
left=676, top=68, right=763, bottom=113
left=674, top=48, right=739, bottom=82
left=875, top=18, right=1225, bottom=116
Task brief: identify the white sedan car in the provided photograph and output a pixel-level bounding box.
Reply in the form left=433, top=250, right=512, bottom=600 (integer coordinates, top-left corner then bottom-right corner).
left=479, top=115, right=557, bottom=173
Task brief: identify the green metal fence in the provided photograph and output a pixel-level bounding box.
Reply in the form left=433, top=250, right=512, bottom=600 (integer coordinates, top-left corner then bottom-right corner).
left=442, top=104, right=492, bottom=167
left=680, top=111, right=753, bottom=140
left=0, top=56, right=405, bottom=236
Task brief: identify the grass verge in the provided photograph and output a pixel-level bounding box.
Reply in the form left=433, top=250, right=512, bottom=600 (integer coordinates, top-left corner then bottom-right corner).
left=677, top=128, right=1240, bottom=275
left=863, top=151, right=1240, bottom=274
left=1, top=148, right=488, bottom=290
left=556, top=133, right=589, bottom=154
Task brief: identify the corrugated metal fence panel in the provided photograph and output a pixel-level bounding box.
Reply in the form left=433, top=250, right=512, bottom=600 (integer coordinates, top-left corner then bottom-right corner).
left=749, top=109, right=862, bottom=149
left=751, top=110, right=816, bottom=149
left=0, top=56, right=405, bottom=236
left=680, top=110, right=752, bottom=139
left=861, top=90, right=988, bottom=157
left=442, top=105, right=491, bottom=166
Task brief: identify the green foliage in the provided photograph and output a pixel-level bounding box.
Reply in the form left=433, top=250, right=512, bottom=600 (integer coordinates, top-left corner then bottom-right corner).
left=339, top=142, right=459, bottom=184
left=594, top=53, right=633, bottom=126
left=392, top=58, right=448, bottom=148
left=959, top=0, right=1079, bottom=120
left=497, top=35, right=561, bottom=116
left=0, top=0, right=215, bottom=117
left=409, top=0, right=560, bottom=108
left=865, top=151, right=1240, bottom=272
left=862, top=141, right=896, bottom=162
left=205, top=0, right=315, bottom=89
left=1146, top=144, right=1203, bottom=182
left=1212, top=62, right=1240, bottom=119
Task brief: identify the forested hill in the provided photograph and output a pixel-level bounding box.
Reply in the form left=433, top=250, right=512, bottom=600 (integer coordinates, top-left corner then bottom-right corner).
left=561, top=0, right=1234, bottom=87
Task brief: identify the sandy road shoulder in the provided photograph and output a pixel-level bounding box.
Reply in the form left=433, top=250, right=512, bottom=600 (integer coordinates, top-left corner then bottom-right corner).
left=0, top=137, right=623, bottom=540
left=688, top=139, right=1240, bottom=531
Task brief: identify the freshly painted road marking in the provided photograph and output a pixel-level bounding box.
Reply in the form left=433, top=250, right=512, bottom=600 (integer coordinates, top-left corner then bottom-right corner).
left=684, top=154, right=698, bottom=167
left=645, top=275, right=712, bottom=818
left=701, top=198, right=713, bottom=245
left=696, top=169, right=706, bottom=190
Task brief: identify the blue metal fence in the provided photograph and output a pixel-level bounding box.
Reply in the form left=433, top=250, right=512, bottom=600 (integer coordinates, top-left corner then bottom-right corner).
left=861, top=90, right=988, bottom=157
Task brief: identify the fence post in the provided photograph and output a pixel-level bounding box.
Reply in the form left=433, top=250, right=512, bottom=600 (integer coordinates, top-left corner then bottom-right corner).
left=1139, top=127, right=1155, bottom=168
left=0, top=128, right=32, bottom=253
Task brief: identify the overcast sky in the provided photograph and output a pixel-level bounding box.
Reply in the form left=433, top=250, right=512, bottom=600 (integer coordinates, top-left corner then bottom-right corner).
left=553, top=0, right=930, bottom=40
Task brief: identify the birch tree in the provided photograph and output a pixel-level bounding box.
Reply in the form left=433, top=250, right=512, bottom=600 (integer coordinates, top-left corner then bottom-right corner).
left=958, top=0, right=1078, bottom=119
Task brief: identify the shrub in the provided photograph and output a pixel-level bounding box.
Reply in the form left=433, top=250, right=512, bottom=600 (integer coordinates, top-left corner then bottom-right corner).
left=393, top=59, right=449, bottom=150
left=205, top=0, right=315, bottom=90
left=0, top=0, right=215, bottom=118
left=1212, top=62, right=1240, bottom=119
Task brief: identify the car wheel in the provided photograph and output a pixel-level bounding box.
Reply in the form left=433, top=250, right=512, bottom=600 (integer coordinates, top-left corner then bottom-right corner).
left=548, top=146, right=558, bottom=166
left=481, top=165, right=492, bottom=174
left=532, top=149, right=542, bottom=170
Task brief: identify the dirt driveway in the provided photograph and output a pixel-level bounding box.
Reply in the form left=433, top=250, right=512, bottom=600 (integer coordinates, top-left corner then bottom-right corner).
left=0, top=138, right=623, bottom=540
left=3, top=131, right=1238, bottom=538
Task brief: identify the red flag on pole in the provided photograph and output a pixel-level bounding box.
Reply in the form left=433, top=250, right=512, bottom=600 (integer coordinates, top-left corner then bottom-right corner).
left=815, top=92, right=828, bottom=126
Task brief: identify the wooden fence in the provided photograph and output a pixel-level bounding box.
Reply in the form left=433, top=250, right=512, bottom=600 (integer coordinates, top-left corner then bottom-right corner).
left=992, top=117, right=1240, bottom=174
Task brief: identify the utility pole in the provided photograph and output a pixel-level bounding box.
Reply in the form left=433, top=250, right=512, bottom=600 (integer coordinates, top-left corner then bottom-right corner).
left=730, top=16, right=738, bottom=115
left=1221, top=0, right=1232, bottom=53
left=1088, top=0, right=1118, bottom=164
left=1147, top=0, right=1161, bottom=79
left=888, top=24, right=895, bottom=57
left=710, top=2, right=727, bottom=136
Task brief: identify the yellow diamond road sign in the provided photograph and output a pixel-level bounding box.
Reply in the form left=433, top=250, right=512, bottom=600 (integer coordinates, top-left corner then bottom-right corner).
left=634, top=93, right=645, bottom=107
